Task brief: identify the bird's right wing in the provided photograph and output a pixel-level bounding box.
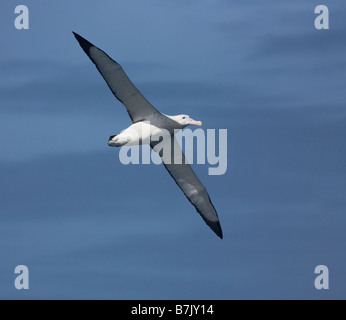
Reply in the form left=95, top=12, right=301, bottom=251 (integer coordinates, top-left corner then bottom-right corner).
left=151, top=135, right=223, bottom=239
left=73, top=32, right=160, bottom=123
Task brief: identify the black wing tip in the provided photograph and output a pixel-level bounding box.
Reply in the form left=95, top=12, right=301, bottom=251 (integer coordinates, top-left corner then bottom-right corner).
left=72, top=31, right=94, bottom=54
left=204, top=219, right=223, bottom=239
left=72, top=32, right=120, bottom=68
left=72, top=31, right=83, bottom=42
left=212, top=221, right=223, bottom=239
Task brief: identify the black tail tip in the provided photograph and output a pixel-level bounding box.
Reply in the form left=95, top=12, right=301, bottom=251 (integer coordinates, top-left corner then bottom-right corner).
left=109, top=135, right=117, bottom=142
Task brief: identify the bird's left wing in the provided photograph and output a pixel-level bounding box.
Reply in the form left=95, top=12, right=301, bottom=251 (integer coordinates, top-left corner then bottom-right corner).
left=151, top=135, right=223, bottom=239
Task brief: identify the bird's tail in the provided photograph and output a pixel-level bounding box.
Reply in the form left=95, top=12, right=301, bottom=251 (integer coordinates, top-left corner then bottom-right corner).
left=108, top=135, right=130, bottom=147
left=108, top=135, right=120, bottom=147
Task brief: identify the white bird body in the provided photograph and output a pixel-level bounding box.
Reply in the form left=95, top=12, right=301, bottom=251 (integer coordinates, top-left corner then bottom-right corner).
left=108, top=115, right=199, bottom=147
left=108, top=121, right=164, bottom=147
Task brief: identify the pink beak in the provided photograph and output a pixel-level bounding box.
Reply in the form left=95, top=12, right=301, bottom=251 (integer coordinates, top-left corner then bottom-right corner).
left=189, top=118, right=203, bottom=126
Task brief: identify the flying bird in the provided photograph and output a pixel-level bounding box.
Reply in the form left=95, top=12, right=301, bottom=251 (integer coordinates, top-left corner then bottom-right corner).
left=73, top=32, right=223, bottom=239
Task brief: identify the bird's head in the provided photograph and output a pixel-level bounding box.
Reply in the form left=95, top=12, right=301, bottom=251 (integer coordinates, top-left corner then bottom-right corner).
left=171, top=114, right=203, bottom=128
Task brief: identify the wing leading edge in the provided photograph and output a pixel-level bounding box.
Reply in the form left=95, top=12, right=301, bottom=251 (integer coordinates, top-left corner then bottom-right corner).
left=73, top=32, right=160, bottom=123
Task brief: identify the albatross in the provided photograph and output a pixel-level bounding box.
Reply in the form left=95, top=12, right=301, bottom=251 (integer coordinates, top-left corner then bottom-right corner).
left=73, top=32, right=223, bottom=239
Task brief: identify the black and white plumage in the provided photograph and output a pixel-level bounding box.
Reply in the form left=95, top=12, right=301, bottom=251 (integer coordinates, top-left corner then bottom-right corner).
left=73, top=32, right=223, bottom=239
